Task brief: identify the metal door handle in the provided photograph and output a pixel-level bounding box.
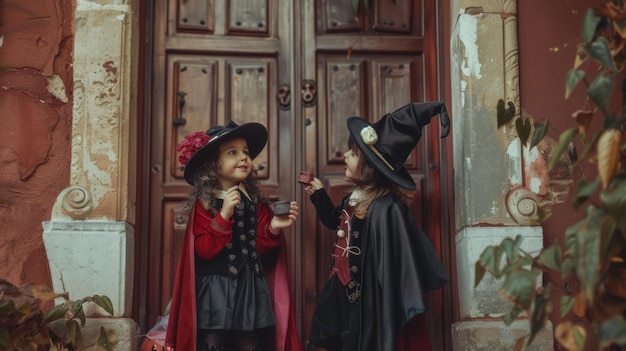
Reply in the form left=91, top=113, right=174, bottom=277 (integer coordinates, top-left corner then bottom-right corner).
left=173, top=91, right=187, bottom=126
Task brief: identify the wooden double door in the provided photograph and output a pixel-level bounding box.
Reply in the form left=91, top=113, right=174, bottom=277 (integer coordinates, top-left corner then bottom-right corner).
left=145, top=0, right=451, bottom=349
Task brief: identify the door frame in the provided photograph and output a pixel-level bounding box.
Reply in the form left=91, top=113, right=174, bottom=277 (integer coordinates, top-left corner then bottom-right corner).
left=135, top=1, right=455, bottom=348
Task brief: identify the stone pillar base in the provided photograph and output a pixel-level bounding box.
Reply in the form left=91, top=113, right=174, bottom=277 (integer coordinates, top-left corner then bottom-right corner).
left=42, top=220, right=134, bottom=317
left=452, top=320, right=553, bottom=351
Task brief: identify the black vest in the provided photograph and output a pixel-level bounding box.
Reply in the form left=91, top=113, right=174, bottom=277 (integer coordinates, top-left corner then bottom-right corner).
left=195, top=193, right=264, bottom=278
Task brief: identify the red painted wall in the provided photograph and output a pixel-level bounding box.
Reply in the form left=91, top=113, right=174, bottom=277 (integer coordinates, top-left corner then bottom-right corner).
left=0, top=0, right=73, bottom=287
left=518, top=1, right=604, bottom=349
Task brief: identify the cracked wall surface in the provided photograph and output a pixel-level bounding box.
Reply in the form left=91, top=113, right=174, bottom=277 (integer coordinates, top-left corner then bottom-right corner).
left=0, top=0, right=74, bottom=287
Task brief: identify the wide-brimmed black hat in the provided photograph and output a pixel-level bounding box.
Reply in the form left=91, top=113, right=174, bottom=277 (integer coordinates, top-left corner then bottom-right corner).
left=182, top=121, right=267, bottom=184
left=347, top=102, right=451, bottom=190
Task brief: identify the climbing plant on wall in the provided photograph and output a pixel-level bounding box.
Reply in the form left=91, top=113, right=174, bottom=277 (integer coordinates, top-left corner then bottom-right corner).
left=476, top=1, right=626, bottom=350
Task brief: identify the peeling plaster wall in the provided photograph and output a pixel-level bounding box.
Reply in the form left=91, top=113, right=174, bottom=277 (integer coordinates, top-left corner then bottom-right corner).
left=0, top=0, right=73, bottom=286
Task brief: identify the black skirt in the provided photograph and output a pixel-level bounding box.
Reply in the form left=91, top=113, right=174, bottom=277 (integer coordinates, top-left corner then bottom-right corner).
left=195, top=263, right=276, bottom=331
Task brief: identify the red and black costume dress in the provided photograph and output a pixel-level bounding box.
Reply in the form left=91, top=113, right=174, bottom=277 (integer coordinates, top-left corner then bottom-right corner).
left=165, top=189, right=301, bottom=351
left=307, top=189, right=447, bottom=351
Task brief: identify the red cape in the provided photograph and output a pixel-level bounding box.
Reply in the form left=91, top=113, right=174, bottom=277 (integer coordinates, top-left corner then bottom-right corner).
left=165, top=206, right=302, bottom=351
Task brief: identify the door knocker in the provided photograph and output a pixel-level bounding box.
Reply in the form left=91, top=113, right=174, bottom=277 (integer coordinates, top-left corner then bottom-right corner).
left=301, top=80, right=317, bottom=107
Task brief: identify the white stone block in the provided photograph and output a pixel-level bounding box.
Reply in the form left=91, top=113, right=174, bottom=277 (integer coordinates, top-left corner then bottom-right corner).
left=43, top=220, right=134, bottom=317
left=456, top=226, right=543, bottom=318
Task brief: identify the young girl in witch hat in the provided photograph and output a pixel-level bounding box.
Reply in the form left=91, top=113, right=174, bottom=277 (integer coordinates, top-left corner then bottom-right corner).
left=165, top=121, right=302, bottom=351
left=304, top=102, right=450, bottom=351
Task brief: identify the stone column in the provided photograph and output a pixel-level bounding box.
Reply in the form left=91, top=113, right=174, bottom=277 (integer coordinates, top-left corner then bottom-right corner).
left=42, top=0, right=138, bottom=349
left=449, top=0, right=553, bottom=349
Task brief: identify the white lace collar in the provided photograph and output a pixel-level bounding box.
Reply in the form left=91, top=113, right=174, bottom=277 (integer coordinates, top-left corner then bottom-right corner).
left=349, top=188, right=362, bottom=207
left=214, top=183, right=251, bottom=201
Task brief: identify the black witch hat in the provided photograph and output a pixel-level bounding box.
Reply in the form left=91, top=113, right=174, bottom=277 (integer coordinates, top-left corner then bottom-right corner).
left=346, top=102, right=451, bottom=190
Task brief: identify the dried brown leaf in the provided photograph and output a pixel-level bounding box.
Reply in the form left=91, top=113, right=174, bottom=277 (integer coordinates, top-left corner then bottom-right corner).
left=571, top=110, right=594, bottom=135
left=594, top=2, right=626, bottom=21
left=555, top=321, right=586, bottom=351
left=574, top=44, right=589, bottom=69
left=597, top=129, right=622, bottom=189
left=573, top=292, right=587, bottom=317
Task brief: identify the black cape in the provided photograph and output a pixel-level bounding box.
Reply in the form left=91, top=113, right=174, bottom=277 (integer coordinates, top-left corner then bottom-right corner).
left=310, top=190, right=448, bottom=350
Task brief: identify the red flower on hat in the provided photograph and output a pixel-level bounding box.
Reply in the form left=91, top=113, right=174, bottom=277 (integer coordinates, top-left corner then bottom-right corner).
left=176, top=131, right=209, bottom=165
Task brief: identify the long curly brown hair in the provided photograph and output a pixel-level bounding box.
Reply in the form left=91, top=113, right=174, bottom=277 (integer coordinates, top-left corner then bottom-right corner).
left=184, top=152, right=266, bottom=214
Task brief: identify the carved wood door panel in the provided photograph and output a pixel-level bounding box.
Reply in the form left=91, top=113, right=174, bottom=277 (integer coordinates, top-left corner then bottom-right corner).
left=145, top=0, right=450, bottom=349
left=147, top=0, right=292, bottom=327
left=301, top=0, right=450, bottom=350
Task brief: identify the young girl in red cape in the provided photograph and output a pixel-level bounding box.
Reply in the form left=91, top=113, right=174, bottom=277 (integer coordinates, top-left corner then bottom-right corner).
left=303, top=102, right=450, bottom=351
left=164, top=121, right=302, bottom=351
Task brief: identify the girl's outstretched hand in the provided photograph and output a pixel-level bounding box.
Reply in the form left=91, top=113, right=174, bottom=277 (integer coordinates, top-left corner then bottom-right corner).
left=220, top=185, right=241, bottom=220
left=305, top=177, right=324, bottom=195
left=270, top=201, right=299, bottom=234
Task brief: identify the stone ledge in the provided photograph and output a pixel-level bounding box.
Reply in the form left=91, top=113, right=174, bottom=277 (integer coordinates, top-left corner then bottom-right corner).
left=79, top=317, right=139, bottom=351
left=452, top=319, right=553, bottom=351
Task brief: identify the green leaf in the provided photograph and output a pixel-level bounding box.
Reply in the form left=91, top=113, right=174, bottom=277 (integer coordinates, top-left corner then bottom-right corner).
left=475, top=261, right=487, bottom=288
left=573, top=178, right=600, bottom=210
left=538, top=245, right=561, bottom=271
left=71, top=299, right=84, bottom=314
left=599, top=215, right=617, bottom=268
left=568, top=142, right=578, bottom=164
left=565, top=69, right=585, bottom=99
left=478, top=245, right=504, bottom=279
left=515, top=118, right=531, bottom=145
left=587, top=71, right=614, bottom=111
left=549, top=128, right=579, bottom=171
left=92, top=295, right=114, bottom=316
left=597, top=316, right=626, bottom=349
left=528, top=289, right=552, bottom=345
left=46, top=319, right=67, bottom=340
left=45, top=304, right=69, bottom=323
left=582, top=9, right=601, bottom=45
left=561, top=259, right=575, bottom=278
left=600, top=179, right=626, bottom=232
left=75, top=306, right=86, bottom=326
left=530, top=120, right=550, bottom=149
left=499, top=269, right=541, bottom=310
left=497, top=99, right=516, bottom=128
left=573, top=325, right=586, bottom=349
left=566, top=206, right=603, bottom=305
left=504, top=306, right=524, bottom=326
left=97, top=326, right=111, bottom=349
left=585, top=37, right=617, bottom=71
left=502, top=256, right=533, bottom=276
left=501, top=235, right=523, bottom=263
left=67, top=320, right=80, bottom=348
left=560, top=295, right=574, bottom=317
left=576, top=128, right=603, bottom=165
